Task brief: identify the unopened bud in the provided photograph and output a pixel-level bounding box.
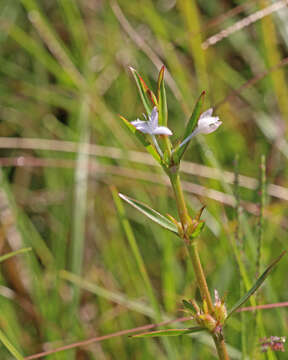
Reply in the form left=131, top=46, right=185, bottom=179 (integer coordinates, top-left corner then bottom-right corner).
left=198, top=313, right=217, bottom=332
left=214, top=290, right=227, bottom=324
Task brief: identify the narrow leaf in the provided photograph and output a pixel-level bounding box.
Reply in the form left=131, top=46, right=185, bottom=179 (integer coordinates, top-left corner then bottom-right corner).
left=129, top=67, right=156, bottom=115
left=119, top=115, right=161, bottom=163
left=226, top=251, right=286, bottom=320
left=174, top=91, right=205, bottom=162
left=182, top=299, right=196, bottom=313
left=118, top=193, right=179, bottom=235
left=157, top=66, right=168, bottom=126
left=0, top=247, right=32, bottom=263
left=190, top=222, right=205, bottom=239
left=132, top=327, right=205, bottom=338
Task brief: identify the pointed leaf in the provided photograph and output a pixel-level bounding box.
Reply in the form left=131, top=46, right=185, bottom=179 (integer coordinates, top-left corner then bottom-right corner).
left=157, top=66, right=168, bottom=126
left=182, top=299, right=196, bottom=313
left=174, top=91, right=205, bottom=162
left=226, top=251, right=286, bottom=320
left=119, top=115, right=161, bottom=163
left=132, top=327, right=205, bottom=338
left=190, top=221, right=205, bottom=239
left=129, top=67, right=156, bottom=115
left=119, top=193, right=179, bottom=235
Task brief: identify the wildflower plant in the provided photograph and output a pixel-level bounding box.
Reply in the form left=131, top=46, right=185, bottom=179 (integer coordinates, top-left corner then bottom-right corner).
left=119, top=67, right=286, bottom=359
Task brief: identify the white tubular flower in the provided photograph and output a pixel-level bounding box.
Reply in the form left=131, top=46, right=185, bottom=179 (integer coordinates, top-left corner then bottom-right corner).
left=196, top=108, right=222, bottom=134
left=131, top=107, right=172, bottom=136
left=178, top=108, right=222, bottom=149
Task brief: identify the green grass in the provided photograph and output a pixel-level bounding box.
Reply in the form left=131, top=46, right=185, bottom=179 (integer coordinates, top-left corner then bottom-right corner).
left=0, top=1, right=287, bottom=359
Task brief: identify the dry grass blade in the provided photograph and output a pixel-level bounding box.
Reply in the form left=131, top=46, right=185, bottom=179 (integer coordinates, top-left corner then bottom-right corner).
left=24, top=317, right=191, bottom=360
left=0, top=137, right=288, bottom=201
left=202, top=0, right=288, bottom=49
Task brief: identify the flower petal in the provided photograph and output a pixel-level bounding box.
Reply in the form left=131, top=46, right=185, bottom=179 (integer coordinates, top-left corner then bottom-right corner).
left=131, top=120, right=152, bottom=133
left=152, top=126, right=173, bottom=136
left=150, top=107, right=159, bottom=129
left=197, top=113, right=222, bottom=134
left=200, top=119, right=222, bottom=134
left=131, top=119, right=146, bottom=126
left=199, top=108, right=213, bottom=119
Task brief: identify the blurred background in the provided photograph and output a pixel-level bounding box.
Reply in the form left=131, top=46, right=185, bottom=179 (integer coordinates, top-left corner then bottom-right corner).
left=0, top=0, right=287, bottom=359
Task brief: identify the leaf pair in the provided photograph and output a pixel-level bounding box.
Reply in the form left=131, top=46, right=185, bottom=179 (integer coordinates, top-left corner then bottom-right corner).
left=119, top=67, right=168, bottom=164
left=130, top=66, right=167, bottom=127
left=120, top=66, right=207, bottom=166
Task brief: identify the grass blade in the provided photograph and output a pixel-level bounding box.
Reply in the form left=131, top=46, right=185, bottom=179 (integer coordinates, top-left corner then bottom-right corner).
left=70, top=95, right=90, bottom=308
left=0, top=247, right=32, bottom=263
left=0, top=330, right=24, bottom=360
left=227, top=251, right=286, bottom=320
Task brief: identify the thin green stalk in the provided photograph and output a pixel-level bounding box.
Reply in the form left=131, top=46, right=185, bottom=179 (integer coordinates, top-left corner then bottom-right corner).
left=256, top=155, right=266, bottom=278
left=186, top=242, right=214, bottom=313
left=169, top=171, right=190, bottom=227
left=234, top=155, right=247, bottom=359
left=70, top=94, right=90, bottom=308
left=168, top=170, right=229, bottom=360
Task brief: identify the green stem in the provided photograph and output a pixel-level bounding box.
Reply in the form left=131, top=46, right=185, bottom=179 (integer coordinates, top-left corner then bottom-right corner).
left=163, top=136, right=172, bottom=158
left=168, top=170, right=229, bottom=360
left=212, top=334, right=230, bottom=360
left=186, top=242, right=213, bottom=313
left=169, top=171, right=190, bottom=227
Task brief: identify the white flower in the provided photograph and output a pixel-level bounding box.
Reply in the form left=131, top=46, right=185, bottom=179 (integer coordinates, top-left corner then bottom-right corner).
left=196, top=108, right=222, bottom=134
left=131, top=107, right=172, bottom=136
left=178, top=108, right=222, bottom=149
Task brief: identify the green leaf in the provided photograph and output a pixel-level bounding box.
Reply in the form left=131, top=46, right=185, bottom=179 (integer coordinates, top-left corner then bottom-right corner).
left=226, top=250, right=286, bottom=320
left=129, top=67, right=156, bottom=115
left=0, top=247, right=32, bottom=263
left=182, top=299, right=196, bottom=313
left=190, top=221, right=205, bottom=239
left=132, top=327, right=205, bottom=338
left=157, top=66, right=167, bottom=126
left=174, top=91, right=205, bottom=162
left=119, top=115, right=161, bottom=163
left=118, top=193, right=179, bottom=235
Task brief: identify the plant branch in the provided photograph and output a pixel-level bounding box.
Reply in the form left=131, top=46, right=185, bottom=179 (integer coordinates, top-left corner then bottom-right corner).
left=168, top=170, right=229, bottom=360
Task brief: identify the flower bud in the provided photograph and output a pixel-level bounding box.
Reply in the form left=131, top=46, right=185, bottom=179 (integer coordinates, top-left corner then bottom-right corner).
left=198, top=313, right=217, bottom=332
left=214, top=290, right=227, bottom=324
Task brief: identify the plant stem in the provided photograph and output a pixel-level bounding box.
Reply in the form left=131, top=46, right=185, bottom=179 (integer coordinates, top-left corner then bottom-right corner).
left=212, top=334, right=230, bottom=360
left=186, top=241, right=213, bottom=313
left=169, top=170, right=230, bottom=360
left=169, top=171, right=190, bottom=227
